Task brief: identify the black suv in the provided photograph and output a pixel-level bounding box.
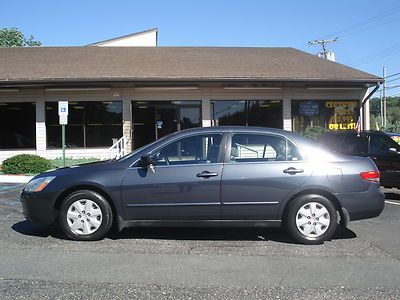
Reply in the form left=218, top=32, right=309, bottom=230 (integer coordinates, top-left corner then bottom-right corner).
left=319, top=131, right=400, bottom=189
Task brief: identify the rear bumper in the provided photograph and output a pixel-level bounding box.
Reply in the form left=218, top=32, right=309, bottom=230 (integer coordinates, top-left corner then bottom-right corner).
left=20, top=190, right=58, bottom=225
left=334, top=184, right=385, bottom=221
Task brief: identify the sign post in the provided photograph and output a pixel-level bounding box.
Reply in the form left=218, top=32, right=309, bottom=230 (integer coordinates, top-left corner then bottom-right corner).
left=58, top=101, right=68, bottom=167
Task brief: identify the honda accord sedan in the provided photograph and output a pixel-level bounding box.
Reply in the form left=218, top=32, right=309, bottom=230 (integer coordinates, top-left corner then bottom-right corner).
left=20, top=127, right=384, bottom=244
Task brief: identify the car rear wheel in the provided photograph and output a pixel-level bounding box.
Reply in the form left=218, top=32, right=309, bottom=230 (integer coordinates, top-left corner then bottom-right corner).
left=286, top=194, right=337, bottom=245
left=58, top=190, right=113, bottom=241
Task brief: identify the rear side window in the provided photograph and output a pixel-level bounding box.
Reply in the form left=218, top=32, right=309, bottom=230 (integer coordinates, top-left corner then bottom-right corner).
left=340, top=134, right=368, bottom=155
left=230, top=134, right=303, bottom=162
left=319, top=133, right=342, bottom=149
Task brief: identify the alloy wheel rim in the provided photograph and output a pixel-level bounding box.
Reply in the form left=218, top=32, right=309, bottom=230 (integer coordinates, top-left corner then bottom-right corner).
left=295, top=202, right=330, bottom=238
left=66, top=199, right=103, bottom=235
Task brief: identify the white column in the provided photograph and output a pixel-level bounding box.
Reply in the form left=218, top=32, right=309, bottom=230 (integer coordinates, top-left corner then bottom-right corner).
left=122, top=92, right=132, bottom=152
left=35, top=99, right=47, bottom=157
left=282, top=96, right=292, bottom=131
left=202, top=98, right=211, bottom=127
left=362, top=88, right=371, bottom=130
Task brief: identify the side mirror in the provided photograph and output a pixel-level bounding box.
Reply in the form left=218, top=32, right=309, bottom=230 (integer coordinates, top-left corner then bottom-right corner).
left=139, top=155, right=156, bottom=167
left=389, top=148, right=399, bottom=154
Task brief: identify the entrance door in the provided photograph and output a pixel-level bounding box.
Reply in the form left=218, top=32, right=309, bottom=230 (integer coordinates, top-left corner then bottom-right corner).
left=132, top=101, right=201, bottom=149
left=156, top=108, right=177, bottom=140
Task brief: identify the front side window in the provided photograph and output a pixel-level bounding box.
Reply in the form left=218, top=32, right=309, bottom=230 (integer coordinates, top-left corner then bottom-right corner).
left=152, top=134, right=222, bottom=166
left=370, top=134, right=400, bottom=154
left=230, top=134, right=303, bottom=162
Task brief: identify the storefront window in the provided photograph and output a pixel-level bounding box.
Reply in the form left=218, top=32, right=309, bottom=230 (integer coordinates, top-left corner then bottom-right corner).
left=46, top=101, right=122, bottom=148
left=292, top=100, right=359, bottom=133
left=0, top=102, right=36, bottom=149
left=132, top=100, right=201, bottom=149
left=211, top=100, right=282, bottom=128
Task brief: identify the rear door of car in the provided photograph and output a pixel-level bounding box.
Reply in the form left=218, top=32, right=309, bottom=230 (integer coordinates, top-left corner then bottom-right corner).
left=220, top=132, right=312, bottom=220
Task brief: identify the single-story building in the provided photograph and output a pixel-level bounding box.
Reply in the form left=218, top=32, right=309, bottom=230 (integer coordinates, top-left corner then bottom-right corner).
left=0, top=34, right=381, bottom=162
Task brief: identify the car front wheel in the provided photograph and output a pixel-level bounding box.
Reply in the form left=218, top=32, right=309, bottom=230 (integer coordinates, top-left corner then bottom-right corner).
left=58, top=190, right=113, bottom=241
left=286, top=194, right=337, bottom=245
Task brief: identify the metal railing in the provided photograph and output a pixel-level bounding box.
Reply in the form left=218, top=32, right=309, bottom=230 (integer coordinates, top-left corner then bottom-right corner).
left=101, top=136, right=127, bottom=160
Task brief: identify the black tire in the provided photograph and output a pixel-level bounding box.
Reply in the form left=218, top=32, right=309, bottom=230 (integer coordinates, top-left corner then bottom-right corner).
left=58, top=190, right=113, bottom=241
left=285, top=194, right=337, bottom=245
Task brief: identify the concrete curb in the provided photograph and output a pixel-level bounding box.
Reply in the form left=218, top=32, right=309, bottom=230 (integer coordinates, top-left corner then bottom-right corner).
left=0, top=175, right=33, bottom=184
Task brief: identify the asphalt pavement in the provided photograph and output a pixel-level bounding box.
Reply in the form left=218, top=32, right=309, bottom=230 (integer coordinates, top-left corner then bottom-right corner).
left=0, top=184, right=400, bottom=299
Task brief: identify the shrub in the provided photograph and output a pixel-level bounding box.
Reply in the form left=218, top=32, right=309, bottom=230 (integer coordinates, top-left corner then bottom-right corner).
left=300, top=126, right=326, bottom=141
left=50, top=157, right=100, bottom=168
left=2, top=154, right=53, bottom=175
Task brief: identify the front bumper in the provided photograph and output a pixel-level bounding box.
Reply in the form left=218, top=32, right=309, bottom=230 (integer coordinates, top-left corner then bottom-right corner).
left=20, top=190, right=58, bottom=225
left=335, top=184, right=385, bottom=221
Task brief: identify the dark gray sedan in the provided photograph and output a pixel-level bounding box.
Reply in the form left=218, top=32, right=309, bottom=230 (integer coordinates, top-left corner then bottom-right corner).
left=20, top=127, right=384, bottom=244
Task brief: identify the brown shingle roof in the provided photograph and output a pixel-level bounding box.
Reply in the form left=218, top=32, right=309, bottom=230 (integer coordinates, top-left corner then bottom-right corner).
left=0, top=46, right=381, bottom=85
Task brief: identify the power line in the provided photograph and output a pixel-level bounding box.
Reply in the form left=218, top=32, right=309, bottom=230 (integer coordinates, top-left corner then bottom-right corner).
left=347, top=44, right=400, bottom=66
left=338, top=16, right=400, bottom=39
left=347, top=43, right=400, bottom=64
left=386, top=77, right=400, bottom=83
left=387, top=91, right=400, bottom=97
left=316, top=6, right=400, bottom=40
left=387, top=72, right=400, bottom=78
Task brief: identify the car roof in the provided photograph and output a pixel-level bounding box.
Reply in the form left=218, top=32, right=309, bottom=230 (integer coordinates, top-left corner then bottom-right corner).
left=323, top=130, right=386, bottom=135
left=176, top=126, right=293, bottom=135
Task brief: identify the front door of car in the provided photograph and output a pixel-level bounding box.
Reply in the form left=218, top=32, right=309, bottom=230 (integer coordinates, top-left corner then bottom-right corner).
left=121, top=133, right=224, bottom=220
left=221, top=133, right=312, bottom=220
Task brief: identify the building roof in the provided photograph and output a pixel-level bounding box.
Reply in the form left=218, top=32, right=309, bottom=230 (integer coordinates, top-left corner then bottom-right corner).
left=0, top=46, right=381, bottom=86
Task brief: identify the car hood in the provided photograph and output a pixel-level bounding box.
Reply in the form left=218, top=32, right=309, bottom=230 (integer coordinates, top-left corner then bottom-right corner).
left=35, top=159, right=117, bottom=178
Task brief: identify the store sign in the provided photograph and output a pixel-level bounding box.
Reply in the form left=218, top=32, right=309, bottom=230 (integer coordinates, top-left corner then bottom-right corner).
left=326, top=101, right=358, bottom=130
left=299, top=101, right=319, bottom=117
left=58, top=101, right=68, bottom=125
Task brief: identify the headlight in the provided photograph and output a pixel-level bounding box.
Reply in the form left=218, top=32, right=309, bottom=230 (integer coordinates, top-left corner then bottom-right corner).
left=24, top=176, right=56, bottom=192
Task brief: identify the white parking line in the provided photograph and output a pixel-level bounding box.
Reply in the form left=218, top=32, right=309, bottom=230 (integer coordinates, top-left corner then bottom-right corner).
left=385, top=200, right=400, bottom=206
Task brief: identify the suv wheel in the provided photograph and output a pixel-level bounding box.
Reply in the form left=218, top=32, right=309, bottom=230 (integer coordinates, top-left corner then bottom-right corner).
left=58, top=190, right=113, bottom=241
left=286, top=194, right=337, bottom=245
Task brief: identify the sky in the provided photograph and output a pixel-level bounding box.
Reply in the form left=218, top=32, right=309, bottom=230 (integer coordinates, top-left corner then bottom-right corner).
left=1, top=0, right=400, bottom=96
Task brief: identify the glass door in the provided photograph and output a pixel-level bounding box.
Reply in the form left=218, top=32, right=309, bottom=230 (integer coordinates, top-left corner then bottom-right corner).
left=132, top=101, right=201, bottom=149
left=155, top=108, right=178, bottom=140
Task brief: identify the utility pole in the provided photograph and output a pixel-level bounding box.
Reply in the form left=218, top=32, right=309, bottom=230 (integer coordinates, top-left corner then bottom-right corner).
left=380, top=90, right=383, bottom=129
left=308, top=37, right=338, bottom=59
left=382, top=67, right=387, bottom=129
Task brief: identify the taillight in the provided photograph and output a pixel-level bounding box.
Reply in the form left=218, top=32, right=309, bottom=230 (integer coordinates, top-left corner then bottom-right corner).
left=360, top=171, right=380, bottom=182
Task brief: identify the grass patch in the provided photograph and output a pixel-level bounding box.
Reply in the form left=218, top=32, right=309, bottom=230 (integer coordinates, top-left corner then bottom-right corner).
left=50, top=157, right=100, bottom=168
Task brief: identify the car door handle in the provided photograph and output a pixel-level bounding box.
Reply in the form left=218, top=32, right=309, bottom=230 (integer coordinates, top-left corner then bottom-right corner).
left=196, top=171, right=219, bottom=178
left=283, top=167, right=304, bottom=175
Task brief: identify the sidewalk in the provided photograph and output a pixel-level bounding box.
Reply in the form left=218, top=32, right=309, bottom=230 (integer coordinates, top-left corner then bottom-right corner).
left=0, top=175, right=33, bottom=184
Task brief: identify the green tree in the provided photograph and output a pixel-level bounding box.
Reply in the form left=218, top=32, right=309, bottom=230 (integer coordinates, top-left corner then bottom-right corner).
left=370, top=96, right=400, bottom=132
left=0, top=27, right=41, bottom=47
